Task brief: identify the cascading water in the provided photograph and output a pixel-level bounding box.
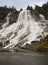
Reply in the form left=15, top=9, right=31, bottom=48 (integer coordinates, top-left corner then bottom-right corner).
left=2, top=12, right=11, bottom=28
left=0, top=10, right=48, bottom=50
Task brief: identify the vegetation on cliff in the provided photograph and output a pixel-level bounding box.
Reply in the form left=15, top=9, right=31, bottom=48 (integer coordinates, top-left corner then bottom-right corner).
left=21, top=35, right=48, bottom=52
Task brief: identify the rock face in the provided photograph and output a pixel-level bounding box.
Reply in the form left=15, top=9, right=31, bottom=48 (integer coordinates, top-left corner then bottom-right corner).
left=0, top=10, right=48, bottom=50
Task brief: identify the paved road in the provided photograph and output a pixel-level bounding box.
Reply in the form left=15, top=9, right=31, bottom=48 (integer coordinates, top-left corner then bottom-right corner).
left=0, top=52, right=48, bottom=65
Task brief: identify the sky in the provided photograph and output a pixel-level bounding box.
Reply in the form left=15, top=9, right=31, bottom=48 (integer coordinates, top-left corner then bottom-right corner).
left=0, top=0, right=48, bottom=10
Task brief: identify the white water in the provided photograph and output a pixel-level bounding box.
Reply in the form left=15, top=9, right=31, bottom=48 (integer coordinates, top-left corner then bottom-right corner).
left=0, top=10, right=48, bottom=49
left=2, top=12, right=11, bottom=28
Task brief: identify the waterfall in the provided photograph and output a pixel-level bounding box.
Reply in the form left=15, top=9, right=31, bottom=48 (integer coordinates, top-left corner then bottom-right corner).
left=0, top=10, right=47, bottom=50
left=2, top=12, right=11, bottom=28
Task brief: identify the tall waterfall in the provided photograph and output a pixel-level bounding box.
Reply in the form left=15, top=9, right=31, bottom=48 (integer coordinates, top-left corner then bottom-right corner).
left=0, top=10, right=48, bottom=49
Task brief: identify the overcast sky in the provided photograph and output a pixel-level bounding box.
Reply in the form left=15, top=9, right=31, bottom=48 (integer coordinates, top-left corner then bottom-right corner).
left=0, top=0, right=48, bottom=10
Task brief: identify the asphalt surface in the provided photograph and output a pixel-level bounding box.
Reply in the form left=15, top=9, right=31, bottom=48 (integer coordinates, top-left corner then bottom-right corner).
left=0, top=52, right=48, bottom=65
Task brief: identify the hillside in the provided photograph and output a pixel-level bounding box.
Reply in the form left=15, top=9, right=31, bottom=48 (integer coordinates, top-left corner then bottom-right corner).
left=22, top=35, right=48, bottom=52
left=0, top=6, right=19, bottom=29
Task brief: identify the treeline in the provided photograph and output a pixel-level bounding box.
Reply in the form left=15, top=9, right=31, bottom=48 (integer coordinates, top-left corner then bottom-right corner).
left=26, top=2, right=48, bottom=20
left=0, top=2, right=48, bottom=22
left=0, top=5, right=18, bottom=20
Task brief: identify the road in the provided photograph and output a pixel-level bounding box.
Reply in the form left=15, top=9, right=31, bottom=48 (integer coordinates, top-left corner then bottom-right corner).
left=0, top=51, right=48, bottom=65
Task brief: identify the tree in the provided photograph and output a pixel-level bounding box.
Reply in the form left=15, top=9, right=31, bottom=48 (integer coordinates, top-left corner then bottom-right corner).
left=20, top=8, right=23, bottom=11
left=26, top=5, right=33, bottom=12
left=12, top=6, right=17, bottom=11
left=41, top=2, right=48, bottom=19
left=4, top=5, right=7, bottom=8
